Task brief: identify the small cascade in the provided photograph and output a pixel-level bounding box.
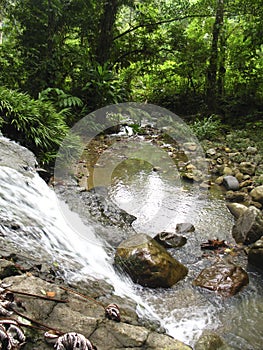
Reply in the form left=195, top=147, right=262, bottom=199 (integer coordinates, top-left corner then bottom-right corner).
left=0, top=165, right=161, bottom=323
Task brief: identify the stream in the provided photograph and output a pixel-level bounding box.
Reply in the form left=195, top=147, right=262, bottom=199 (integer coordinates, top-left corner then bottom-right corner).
left=0, top=134, right=262, bottom=349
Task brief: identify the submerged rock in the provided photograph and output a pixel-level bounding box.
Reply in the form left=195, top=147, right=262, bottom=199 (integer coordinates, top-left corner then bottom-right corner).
left=193, top=261, right=249, bottom=297
left=232, top=206, right=263, bottom=244
left=114, top=234, right=188, bottom=288
left=248, top=236, right=263, bottom=269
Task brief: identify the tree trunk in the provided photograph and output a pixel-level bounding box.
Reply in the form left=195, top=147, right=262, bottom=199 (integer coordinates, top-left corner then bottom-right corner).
left=95, top=0, right=119, bottom=65
left=206, top=0, right=224, bottom=112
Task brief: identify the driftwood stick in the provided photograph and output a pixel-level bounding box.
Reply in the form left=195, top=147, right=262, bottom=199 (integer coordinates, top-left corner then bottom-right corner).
left=59, top=286, right=105, bottom=308
left=11, top=309, right=64, bottom=335
left=6, top=289, right=69, bottom=303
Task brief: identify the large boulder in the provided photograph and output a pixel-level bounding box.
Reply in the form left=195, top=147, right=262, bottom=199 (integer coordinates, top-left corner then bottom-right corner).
left=193, top=261, right=249, bottom=297
left=250, top=185, right=263, bottom=204
left=248, top=236, right=263, bottom=269
left=232, top=206, right=263, bottom=244
left=114, top=234, right=188, bottom=288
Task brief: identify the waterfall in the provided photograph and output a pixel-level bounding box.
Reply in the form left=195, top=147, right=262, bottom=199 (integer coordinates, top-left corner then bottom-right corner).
left=0, top=164, right=162, bottom=327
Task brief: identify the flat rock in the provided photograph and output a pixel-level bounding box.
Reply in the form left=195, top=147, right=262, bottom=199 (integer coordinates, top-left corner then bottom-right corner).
left=193, top=261, right=249, bottom=297
left=195, top=331, right=225, bottom=350
left=2, top=274, right=192, bottom=350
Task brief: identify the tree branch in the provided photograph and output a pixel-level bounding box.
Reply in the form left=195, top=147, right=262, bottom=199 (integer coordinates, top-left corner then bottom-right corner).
left=113, top=14, right=210, bottom=41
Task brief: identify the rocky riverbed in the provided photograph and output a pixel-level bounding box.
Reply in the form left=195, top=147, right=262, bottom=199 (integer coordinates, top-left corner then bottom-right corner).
left=1, top=129, right=263, bottom=349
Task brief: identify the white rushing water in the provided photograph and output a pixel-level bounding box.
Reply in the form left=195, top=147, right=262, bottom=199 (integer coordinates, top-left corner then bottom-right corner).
left=0, top=166, right=165, bottom=329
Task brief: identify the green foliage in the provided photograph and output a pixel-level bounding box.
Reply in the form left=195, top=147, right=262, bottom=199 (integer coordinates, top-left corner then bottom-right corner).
left=190, top=115, right=222, bottom=140
left=82, top=63, right=128, bottom=109
left=39, top=88, right=83, bottom=109
left=0, top=0, right=262, bottom=121
left=0, top=86, right=68, bottom=164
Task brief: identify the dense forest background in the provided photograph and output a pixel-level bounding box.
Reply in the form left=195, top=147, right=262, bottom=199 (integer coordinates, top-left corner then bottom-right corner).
left=0, top=0, right=262, bottom=163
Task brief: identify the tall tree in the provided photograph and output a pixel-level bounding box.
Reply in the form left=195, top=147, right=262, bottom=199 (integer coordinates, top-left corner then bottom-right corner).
left=206, top=0, right=224, bottom=112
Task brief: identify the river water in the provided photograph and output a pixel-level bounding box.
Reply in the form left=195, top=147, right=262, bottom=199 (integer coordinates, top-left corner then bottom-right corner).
left=0, top=138, right=263, bottom=349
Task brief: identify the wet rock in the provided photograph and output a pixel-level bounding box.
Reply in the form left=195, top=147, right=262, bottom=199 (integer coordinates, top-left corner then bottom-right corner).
left=154, top=232, right=187, bottom=248
left=176, top=222, right=195, bottom=234
left=232, top=206, right=263, bottom=244
left=248, top=236, right=263, bottom=269
left=225, top=191, right=247, bottom=203
left=114, top=234, right=188, bottom=288
left=193, top=261, right=249, bottom=297
left=146, top=332, right=192, bottom=350
left=0, top=259, right=21, bottom=279
left=250, top=185, right=263, bottom=204
left=238, top=162, right=256, bottom=176
left=0, top=136, right=37, bottom=175
left=226, top=203, right=248, bottom=220
left=2, top=274, right=192, bottom=350
left=80, top=189, right=137, bottom=228
left=223, top=176, right=239, bottom=191
left=195, top=331, right=225, bottom=350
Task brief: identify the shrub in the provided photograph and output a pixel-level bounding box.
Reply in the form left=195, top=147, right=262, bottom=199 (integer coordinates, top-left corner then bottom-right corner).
left=190, top=115, right=222, bottom=140
left=0, top=86, right=69, bottom=164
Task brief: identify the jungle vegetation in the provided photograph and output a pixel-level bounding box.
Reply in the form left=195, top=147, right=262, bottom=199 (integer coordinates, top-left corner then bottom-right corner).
left=0, top=0, right=262, bottom=162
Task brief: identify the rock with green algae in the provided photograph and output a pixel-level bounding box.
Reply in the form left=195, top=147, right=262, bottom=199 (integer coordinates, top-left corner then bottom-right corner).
left=114, top=233, right=188, bottom=288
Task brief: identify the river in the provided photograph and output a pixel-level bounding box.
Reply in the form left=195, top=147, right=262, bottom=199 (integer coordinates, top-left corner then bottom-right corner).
left=0, top=134, right=262, bottom=349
